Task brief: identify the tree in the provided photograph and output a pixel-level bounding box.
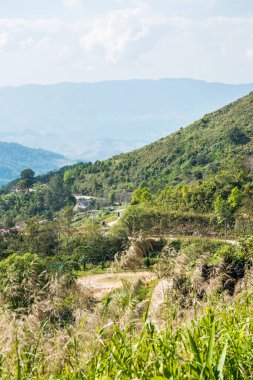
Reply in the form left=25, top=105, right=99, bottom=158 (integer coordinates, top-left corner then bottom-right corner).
left=25, top=217, right=60, bottom=257
left=61, top=206, right=74, bottom=227
left=20, top=169, right=35, bottom=188
left=63, top=169, right=76, bottom=185
left=109, top=191, right=116, bottom=205
left=227, top=126, right=249, bottom=145
left=131, top=188, right=143, bottom=205
left=228, top=186, right=242, bottom=209
left=181, top=184, right=190, bottom=206
left=121, top=206, right=153, bottom=235
left=213, top=187, right=242, bottom=227
left=131, top=187, right=152, bottom=205
left=46, top=173, right=74, bottom=212
left=140, top=189, right=152, bottom=204
left=214, top=195, right=233, bottom=225
left=3, top=213, right=15, bottom=228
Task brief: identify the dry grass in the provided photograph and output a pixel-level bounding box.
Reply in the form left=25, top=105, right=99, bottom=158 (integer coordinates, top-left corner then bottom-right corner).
left=112, top=236, right=154, bottom=271
left=0, top=238, right=251, bottom=378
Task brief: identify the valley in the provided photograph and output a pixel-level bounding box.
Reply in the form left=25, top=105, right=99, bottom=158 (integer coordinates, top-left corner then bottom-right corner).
left=0, top=92, right=252, bottom=378
left=1, top=79, right=253, bottom=161
left=1, top=0, right=252, bottom=377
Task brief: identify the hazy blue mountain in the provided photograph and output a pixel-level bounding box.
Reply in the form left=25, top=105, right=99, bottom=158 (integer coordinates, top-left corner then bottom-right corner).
left=0, top=78, right=253, bottom=160
left=0, top=142, right=70, bottom=186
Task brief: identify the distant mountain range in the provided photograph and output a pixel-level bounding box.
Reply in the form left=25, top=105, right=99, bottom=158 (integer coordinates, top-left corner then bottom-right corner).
left=0, top=78, right=253, bottom=161
left=0, top=142, right=70, bottom=186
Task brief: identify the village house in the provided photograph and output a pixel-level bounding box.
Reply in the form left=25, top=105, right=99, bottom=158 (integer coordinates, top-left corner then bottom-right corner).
left=73, top=195, right=96, bottom=212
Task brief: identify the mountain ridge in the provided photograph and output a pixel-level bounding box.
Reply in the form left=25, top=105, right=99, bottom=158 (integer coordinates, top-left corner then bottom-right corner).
left=62, top=90, right=253, bottom=195
left=1, top=78, right=253, bottom=160
left=0, top=141, right=70, bottom=186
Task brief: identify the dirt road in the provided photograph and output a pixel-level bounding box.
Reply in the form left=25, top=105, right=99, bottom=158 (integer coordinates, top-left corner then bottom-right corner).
left=78, top=271, right=155, bottom=300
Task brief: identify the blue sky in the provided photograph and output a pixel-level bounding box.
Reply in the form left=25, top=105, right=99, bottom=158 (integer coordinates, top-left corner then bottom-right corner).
left=0, top=0, right=252, bottom=85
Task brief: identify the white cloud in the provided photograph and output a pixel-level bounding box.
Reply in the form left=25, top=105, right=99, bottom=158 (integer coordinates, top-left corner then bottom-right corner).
left=0, top=18, right=85, bottom=54
left=246, top=48, right=253, bottom=59
left=58, top=45, right=71, bottom=57
left=0, top=18, right=62, bottom=36
left=154, top=0, right=216, bottom=4
left=0, top=1, right=253, bottom=84
left=19, top=36, right=53, bottom=50
left=19, top=37, right=36, bottom=48
left=0, top=31, right=10, bottom=49
left=62, top=0, right=217, bottom=10
left=63, top=0, right=83, bottom=9
left=143, top=14, right=253, bottom=83
left=80, top=4, right=164, bottom=63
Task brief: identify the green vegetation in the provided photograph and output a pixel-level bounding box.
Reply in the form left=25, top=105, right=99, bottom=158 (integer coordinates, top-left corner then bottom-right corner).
left=58, top=92, right=253, bottom=196
left=0, top=173, right=75, bottom=226
left=1, top=92, right=253, bottom=230
left=0, top=237, right=250, bottom=378
left=0, top=253, right=48, bottom=312
left=89, top=303, right=250, bottom=379
left=0, top=94, right=252, bottom=377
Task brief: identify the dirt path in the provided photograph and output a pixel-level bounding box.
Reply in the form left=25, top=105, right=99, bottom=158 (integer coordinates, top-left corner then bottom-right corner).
left=106, top=208, right=127, bottom=227
left=107, top=220, right=118, bottom=227
left=78, top=271, right=156, bottom=300
left=222, top=239, right=239, bottom=246
left=78, top=236, right=239, bottom=302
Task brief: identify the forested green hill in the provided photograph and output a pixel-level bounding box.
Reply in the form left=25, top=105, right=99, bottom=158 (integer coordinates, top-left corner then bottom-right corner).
left=0, top=142, right=69, bottom=185
left=65, top=91, right=253, bottom=195
left=0, top=93, right=253, bottom=379
left=1, top=79, right=253, bottom=161
left=2, top=92, right=253, bottom=226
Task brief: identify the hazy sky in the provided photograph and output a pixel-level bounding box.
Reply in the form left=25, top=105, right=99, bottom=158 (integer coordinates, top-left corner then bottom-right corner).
left=0, top=0, right=252, bottom=85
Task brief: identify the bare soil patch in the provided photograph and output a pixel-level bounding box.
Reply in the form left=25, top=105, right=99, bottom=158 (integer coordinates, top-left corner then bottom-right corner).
left=78, top=271, right=155, bottom=300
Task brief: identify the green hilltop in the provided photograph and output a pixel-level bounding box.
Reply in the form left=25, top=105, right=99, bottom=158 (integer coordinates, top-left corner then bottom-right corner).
left=66, top=91, right=253, bottom=195
left=2, top=91, right=253, bottom=227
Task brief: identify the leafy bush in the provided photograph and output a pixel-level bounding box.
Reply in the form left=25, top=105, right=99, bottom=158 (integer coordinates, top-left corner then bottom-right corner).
left=227, top=126, right=249, bottom=145
left=211, top=246, right=245, bottom=265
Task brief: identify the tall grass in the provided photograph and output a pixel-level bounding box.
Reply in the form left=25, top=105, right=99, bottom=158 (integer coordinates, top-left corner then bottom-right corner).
left=0, top=237, right=252, bottom=379
left=0, top=290, right=251, bottom=379
left=86, top=294, right=253, bottom=380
